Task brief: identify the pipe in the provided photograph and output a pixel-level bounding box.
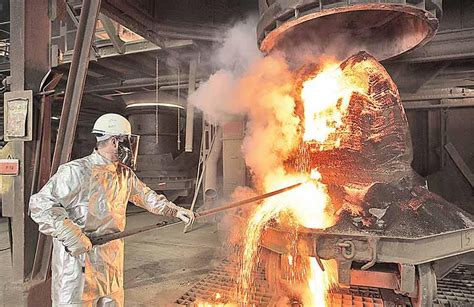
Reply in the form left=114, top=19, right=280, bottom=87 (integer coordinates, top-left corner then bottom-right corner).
left=91, top=182, right=304, bottom=245
left=204, top=128, right=222, bottom=201
left=185, top=58, right=197, bottom=152
left=403, top=102, right=474, bottom=111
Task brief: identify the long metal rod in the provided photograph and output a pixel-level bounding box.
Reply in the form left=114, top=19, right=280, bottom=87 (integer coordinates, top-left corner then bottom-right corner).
left=91, top=182, right=304, bottom=245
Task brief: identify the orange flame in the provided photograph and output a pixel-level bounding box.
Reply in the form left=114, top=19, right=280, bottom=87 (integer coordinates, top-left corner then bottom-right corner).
left=238, top=171, right=337, bottom=305
left=301, top=64, right=367, bottom=150
left=235, top=61, right=372, bottom=306
left=197, top=57, right=372, bottom=306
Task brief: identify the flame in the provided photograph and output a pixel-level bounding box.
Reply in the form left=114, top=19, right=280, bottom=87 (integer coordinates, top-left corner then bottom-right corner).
left=235, top=61, right=370, bottom=306
left=238, top=171, right=337, bottom=305
left=303, top=258, right=338, bottom=306
left=193, top=57, right=373, bottom=306
left=301, top=64, right=367, bottom=150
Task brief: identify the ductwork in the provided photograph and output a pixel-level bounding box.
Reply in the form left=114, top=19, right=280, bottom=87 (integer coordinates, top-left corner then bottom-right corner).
left=204, top=128, right=222, bottom=201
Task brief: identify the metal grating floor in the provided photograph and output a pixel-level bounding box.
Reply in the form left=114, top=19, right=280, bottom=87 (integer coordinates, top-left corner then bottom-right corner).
left=434, top=264, right=474, bottom=306
left=176, top=260, right=273, bottom=306
left=176, top=262, right=474, bottom=306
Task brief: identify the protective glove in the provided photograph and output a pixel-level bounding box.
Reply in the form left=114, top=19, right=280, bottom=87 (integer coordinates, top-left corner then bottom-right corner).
left=176, top=207, right=195, bottom=233
left=55, top=218, right=92, bottom=257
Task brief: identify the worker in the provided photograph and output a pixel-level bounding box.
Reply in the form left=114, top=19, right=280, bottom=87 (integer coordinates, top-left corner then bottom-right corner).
left=29, top=113, right=195, bottom=307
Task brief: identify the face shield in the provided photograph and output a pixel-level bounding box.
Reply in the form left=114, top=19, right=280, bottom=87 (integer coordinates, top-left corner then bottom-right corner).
left=115, top=134, right=140, bottom=170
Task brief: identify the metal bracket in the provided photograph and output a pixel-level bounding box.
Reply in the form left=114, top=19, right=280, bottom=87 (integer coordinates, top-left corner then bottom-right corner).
left=361, top=237, right=379, bottom=270
left=398, top=263, right=417, bottom=296
left=312, top=236, right=325, bottom=271
left=337, top=260, right=352, bottom=286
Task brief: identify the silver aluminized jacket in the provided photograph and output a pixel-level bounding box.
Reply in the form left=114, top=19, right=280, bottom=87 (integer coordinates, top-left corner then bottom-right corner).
left=29, top=151, right=180, bottom=304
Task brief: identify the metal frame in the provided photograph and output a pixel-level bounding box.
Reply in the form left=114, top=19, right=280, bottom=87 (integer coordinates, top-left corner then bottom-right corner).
left=260, top=226, right=473, bottom=302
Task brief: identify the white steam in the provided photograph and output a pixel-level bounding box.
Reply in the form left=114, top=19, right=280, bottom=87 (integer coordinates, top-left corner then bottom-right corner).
left=188, top=17, right=300, bottom=187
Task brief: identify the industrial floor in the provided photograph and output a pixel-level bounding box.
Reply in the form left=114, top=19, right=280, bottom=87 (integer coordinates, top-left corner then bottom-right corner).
left=0, top=210, right=222, bottom=307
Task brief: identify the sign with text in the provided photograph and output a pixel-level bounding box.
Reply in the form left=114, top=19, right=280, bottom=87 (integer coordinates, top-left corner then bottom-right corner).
left=4, top=90, right=33, bottom=141
left=0, top=159, right=20, bottom=176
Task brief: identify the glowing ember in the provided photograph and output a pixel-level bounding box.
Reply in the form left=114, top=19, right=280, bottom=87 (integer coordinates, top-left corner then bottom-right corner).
left=195, top=292, right=237, bottom=307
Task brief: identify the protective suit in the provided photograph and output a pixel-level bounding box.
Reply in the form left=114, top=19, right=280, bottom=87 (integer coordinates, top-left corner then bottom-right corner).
left=29, top=115, right=193, bottom=306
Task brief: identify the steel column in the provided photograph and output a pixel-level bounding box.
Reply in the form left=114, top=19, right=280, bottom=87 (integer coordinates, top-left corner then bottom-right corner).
left=33, top=0, right=102, bottom=282
left=7, top=0, right=51, bottom=282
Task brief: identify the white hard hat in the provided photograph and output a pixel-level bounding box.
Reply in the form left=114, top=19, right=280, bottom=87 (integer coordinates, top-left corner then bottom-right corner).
left=92, top=113, right=132, bottom=141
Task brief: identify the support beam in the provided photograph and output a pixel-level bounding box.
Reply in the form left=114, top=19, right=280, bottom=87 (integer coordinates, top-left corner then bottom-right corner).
left=52, top=0, right=102, bottom=170
left=59, top=39, right=193, bottom=64
left=445, top=142, right=474, bottom=188
left=98, top=13, right=125, bottom=54
left=100, top=1, right=222, bottom=44
left=402, top=88, right=474, bottom=101
left=65, top=1, right=98, bottom=60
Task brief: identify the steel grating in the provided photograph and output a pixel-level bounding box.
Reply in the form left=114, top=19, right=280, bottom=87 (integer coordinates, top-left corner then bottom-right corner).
left=177, top=261, right=389, bottom=306
left=177, top=262, right=474, bottom=306
left=176, top=260, right=273, bottom=306
left=329, top=287, right=384, bottom=307
left=434, top=264, right=474, bottom=306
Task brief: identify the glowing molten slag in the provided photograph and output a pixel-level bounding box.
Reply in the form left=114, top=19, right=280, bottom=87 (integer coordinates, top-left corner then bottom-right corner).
left=301, top=64, right=367, bottom=150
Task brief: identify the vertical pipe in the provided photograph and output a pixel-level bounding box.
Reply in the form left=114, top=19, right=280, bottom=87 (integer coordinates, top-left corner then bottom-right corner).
left=204, top=128, right=222, bottom=201
left=185, top=58, right=197, bottom=152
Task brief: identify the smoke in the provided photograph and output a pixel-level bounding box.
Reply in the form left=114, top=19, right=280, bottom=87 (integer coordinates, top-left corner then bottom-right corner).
left=189, top=16, right=376, bottom=196
left=215, top=17, right=262, bottom=74
left=189, top=17, right=301, bottom=187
